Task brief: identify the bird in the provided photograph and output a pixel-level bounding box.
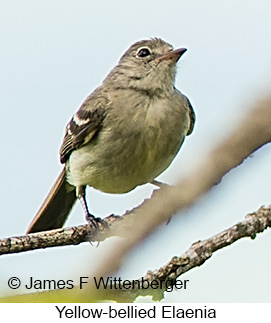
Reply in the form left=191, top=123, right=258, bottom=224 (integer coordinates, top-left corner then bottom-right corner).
left=26, top=38, right=195, bottom=234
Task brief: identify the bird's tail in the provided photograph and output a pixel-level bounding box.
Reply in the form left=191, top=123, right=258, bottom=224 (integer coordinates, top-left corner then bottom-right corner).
left=26, top=168, right=77, bottom=233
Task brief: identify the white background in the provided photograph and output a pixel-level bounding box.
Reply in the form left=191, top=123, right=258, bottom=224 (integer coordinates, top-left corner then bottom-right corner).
left=0, top=303, right=270, bottom=321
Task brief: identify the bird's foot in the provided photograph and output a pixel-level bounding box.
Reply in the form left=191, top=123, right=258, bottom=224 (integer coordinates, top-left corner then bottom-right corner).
left=85, top=213, right=109, bottom=246
left=86, top=213, right=109, bottom=231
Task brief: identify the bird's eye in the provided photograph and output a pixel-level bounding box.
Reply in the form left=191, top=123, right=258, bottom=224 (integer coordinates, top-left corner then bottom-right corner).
left=136, top=47, right=151, bottom=58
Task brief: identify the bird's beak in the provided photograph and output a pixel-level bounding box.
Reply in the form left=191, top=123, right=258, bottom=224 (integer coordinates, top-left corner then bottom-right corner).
left=158, top=48, right=187, bottom=63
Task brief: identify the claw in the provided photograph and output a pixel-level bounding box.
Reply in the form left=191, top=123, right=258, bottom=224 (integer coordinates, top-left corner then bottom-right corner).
left=86, top=213, right=108, bottom=230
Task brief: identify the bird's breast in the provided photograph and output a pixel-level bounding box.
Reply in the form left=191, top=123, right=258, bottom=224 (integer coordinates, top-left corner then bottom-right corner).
left=67, top=93, right=189, bottom=193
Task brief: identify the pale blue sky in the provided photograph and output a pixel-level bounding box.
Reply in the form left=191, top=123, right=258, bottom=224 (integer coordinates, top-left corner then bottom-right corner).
left=0, top=0, right=271, bottom=302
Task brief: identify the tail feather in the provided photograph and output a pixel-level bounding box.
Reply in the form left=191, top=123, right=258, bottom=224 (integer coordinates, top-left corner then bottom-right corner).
left=27, top=168, right=77, bottom=233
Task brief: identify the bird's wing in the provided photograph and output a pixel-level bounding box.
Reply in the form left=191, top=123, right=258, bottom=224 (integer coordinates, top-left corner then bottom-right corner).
left=60, top=89, right=107, bottom=163
left=185, top=97, right=195, bottom=136
left=174, top=90, right=195, bottom=136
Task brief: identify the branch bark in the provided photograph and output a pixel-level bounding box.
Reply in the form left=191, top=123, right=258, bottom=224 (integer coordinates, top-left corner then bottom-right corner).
left=0, top=215, right=121, bottom=255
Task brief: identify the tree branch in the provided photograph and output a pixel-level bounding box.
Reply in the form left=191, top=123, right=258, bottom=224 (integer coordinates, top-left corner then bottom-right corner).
left=139, top=205, right=271, bottom=301
left=2, top=205, right=270, bottom=303
left=0, top=215, right=121, bottom=256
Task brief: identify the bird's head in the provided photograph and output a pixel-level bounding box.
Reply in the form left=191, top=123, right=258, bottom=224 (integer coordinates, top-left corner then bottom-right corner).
left=104, top=38, right=187, bottom=95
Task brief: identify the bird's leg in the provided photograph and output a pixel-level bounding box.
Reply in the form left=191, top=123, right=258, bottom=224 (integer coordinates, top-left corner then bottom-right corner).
left=77, top=185, right=108, bottom=230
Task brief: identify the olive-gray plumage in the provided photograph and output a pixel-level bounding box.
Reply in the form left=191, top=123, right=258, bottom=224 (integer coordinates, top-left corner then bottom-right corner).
left=27, top=38, right=195, bottom=233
